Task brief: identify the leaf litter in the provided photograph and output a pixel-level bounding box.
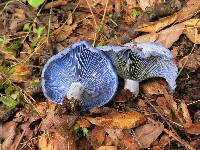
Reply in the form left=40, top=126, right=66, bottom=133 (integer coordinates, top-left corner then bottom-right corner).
left=0, top=0, right=200, bottom=150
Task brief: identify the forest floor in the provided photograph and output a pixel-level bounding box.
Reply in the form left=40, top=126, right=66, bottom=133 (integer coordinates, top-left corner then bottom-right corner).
left=0, top=0, right=200, bottom=150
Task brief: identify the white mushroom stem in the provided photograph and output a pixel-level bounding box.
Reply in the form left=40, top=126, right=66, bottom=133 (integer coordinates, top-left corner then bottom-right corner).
left=67, top=82, right=84, bottom=100
left=124, top=79, right=139, bottom=97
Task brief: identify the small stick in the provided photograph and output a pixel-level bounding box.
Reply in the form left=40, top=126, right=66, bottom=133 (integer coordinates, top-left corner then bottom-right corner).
left=14, top=130, right=26, bottom=150
left=164, top=128, right=195, bottom=150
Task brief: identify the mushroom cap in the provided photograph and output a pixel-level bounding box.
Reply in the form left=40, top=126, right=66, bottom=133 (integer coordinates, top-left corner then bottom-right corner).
left=97, top=42, right=178, bottom=91
left=41, top=41, right=118, bottom=110
left=98, top=42, right=173, bottom=60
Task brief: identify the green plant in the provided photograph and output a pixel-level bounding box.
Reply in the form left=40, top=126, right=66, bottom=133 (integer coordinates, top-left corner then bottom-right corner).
left=0, top=84, right=20, bottom=110
left=23, top=23, right=45, bottom=47
left=27, top=0, right=45, bottom=8
left=71, top=123, right=89, bottom=136
left=0, top=36, right=7, bottom=47
left=132, top=8, right=142, bottom=17
left=5, top=40, right=22, bottom=52
left=23, top=23, right=31, bottom=31
left=96, top=41, right=105, bottom=46
left=95, top=26, right=103, bottom=34
left=0, top=37, right=4, bottom=44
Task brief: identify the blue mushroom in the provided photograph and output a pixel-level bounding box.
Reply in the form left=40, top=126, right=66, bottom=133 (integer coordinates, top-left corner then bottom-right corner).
left=97, top=42, right=178, bottom=96
left=41, top=41, right=118, bottom=110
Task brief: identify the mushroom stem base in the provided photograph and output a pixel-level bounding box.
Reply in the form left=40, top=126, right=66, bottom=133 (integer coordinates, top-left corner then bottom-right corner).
left=67, top=82, right=84, bottom=100
left=124, top=79, right=139, bottom=97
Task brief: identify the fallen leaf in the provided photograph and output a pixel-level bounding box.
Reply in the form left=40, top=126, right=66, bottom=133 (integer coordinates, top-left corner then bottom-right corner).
left=35, top=102, right=50, bottom=117
left=194, top=110, right=200, bottom=123
left=141, top=80, right=167, bottom=96
left=114, top=0, right=121, bottom=14
left=137, top=99, right=148, bottom=110
left=185, top=121, right=200, bottom=135
left=184, top=27, right=200, bottom=44
left=142, top=81, right=180, bottom=123
left=135, top=121, right=164, bottom=148
left=96, top=146, right=117, bottom=150
left=44, top=0, right=69, bottom=9
left=0, top=122, right=16, bottom=150
left=190, top=139, right=200, bottom=150
left=9, top=64, right=30, bottom=83
left=105, top=128, right=141, bottom=149
left=176, top=0, right=200, bottom=23
left=156, top=96, right=172, bottom=119
left=39, top=133, right=76, bottom=150
left=87, top=111, right=146, bottom=129
left=137, top=0, right=151, bottom=11
left=155, top=23, right=184, bottom=48
left=178, top=53, right=200, bottom=70
left=137, top=13, right=178, bottom=33
left=41, top=110, right=77, bottom=133
left=87, top=127, right=106, bottom=149
left=53, top=23, right=77, bottom=42
left=134, top=23, right=184, bottom=48
left=159, top=134, right=170, bottom=149
left=78, top=118, right=91, bottom=128
left=182, top=19, right=200, bottom=44
left=180, top=101, right=192, bottom=128
left=14, top=8, right=25, bottom=22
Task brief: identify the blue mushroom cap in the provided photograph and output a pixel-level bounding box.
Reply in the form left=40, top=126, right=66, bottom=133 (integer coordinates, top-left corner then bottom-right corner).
left=97, top=42, right=178, bottom=92
left=41, top=41, right=118, bottom=110
left=124, top=42, right=174, bottom=60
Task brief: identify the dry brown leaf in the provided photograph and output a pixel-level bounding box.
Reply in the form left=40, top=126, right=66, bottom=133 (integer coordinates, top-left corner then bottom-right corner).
left=41, top=110, right=77, bottom=133
left=138, top=0, right=151, bottom=11
left=137, top=13, right=178, bottom=33
left=176, top=0, right=200, bottom=23
left=44, top=0, right=69, bottom=9
left=39, top=133, right=76, bottom=150
left=178, top=53, right=200, bottom=70
left=159, top=134, right=170, bottom=149
left=185, top=122, right=200, bottom=135
left=78, top=118, right=91, bottom=128
left=87, top=111, right=146, bottom=129
left=134, top=23, right=184, bottom=48
left=0, top=122, right=16, bottom=150
left=190, top=139, right=200, bottom=150
left=141, top=80, right=167, bottom=96
left=142, top=80, right=179, bottom=121
left=14, top=8, right=25, bottom=21
left=35, top=102, right=50, bottom=117
left=9, top=64, right=30, bottom=83
left=180, top=101, right=193, bottom=128
left=183, top=19, right=200, bottom=26
left=133, top=33, right=158, bottom=43
left=96, top=146, right=117, bottom=150
left=184, top=27, right=200, bottom=44
left=114, top=0, right=121, bottom=14
left=194, top=111, right=200, bottom=123
left=162, top=89, right=179, bottom=121
left=156, top=97, right=172, bottom=119
left=105, top=129, right=141, bottom=149
left=182, top=19, right=200, bottom=44
left=1, top=51, right=18, bottom=61
left=155, top=23, right=184, bottom=48
left=138, top=0, right=160, bottom=11
left=135, top=121, right=164, bottom=148
left=53, top=23, right=77, bottom=42
left=87, top=127, right=106, bottom=149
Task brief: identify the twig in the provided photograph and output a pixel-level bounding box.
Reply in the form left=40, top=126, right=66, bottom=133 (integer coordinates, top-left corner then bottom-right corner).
left=164, top=128, right=195, bottom=150
left=85, top=0, right=98, bottom=46
left=14, top=130, right=26, bottom=150
left=101, top=0, right=109, bottom=24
